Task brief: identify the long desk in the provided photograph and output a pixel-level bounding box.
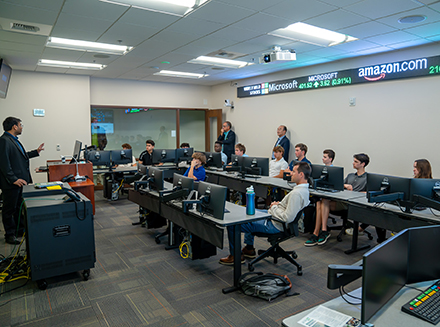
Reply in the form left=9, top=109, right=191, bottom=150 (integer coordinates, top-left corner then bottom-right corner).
left=128, top=182, right=270, bottom=293
left=282, top=281, right=435, bottom=327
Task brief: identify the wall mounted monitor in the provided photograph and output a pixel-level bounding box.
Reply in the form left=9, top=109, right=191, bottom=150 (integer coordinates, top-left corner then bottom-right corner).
left=0, top=59, right=12, bottom=99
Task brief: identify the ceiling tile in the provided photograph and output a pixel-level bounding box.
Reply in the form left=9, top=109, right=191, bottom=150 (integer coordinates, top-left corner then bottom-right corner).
left=50, top=27, right=104, bottom=42
left=0, top=1, right=59, bottom=25
left=41, top=47, right=85, bottom=62
left=345, top=0, right=422, bottom=20
left=166, top=17, right=226, bottom=36
left=262, top=0, right=339, bottom=21
left=62, top=0, right=127, bottom=21
left=208, top=26, right=263, bottom=43
left=366, top=31, right=420, bottom=45
left=117, top=7, right=180, bottom=29
left=188, top=1, right=256, bottom=24
left=97, top=21, right=160, bottom=47
left=376, top=6, right=440, bottom=29
left=386, top=38, right=433, bottom=49
left=305, top=9, right=370, bottom=30
left=404, top=20, right=440, bottom=37
left=214, top=0, right=285, bottom=11
left=54, top=12, right=114, bottom=37
left=0, top=30, right=48, bottom=46
left=231, top=12, right=294, bottom=33
left=338, top=21, right=397, bottom=39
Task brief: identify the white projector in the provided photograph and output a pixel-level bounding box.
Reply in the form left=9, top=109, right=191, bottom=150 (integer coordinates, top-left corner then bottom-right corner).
left=259, top=50, right=296, bottom=64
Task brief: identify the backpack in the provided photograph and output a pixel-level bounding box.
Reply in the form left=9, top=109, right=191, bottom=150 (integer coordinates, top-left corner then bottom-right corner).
left=238, top=272, right=299, bottom=302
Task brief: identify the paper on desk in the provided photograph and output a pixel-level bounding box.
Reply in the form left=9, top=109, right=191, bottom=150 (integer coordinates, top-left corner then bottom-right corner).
left=298, top=305, right=361, bottom=327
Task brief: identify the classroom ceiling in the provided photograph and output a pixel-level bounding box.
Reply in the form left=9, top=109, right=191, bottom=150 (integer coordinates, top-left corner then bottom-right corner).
left=0, top=0, right=439, bottom=86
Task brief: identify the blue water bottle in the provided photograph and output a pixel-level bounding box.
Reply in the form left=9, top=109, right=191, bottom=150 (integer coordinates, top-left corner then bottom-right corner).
left=246, top=186, right=255, bottom=215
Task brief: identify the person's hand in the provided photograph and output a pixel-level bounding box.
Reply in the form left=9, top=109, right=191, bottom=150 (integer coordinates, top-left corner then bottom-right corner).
left=37, top=143, right=45, bottom=153
left=270, top=201, right=280, bottom=208
left=344, top=184, right=353, bottom=191
left=190, top=159, right=197, bottom=168
left=13, top=179, right=27, bottom=187
left=157, top=162, right=164, bottom=166
left=220, top=128, right=224, bottom=135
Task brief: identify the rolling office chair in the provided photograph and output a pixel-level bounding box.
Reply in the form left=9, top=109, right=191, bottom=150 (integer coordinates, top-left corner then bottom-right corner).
left=248, top=209, right=305, bottom=276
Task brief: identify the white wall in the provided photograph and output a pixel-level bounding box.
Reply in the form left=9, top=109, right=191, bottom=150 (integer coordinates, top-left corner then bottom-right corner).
left=0, top=71, right=91, bottom=183
left=211, top=43, right=440, bottom=178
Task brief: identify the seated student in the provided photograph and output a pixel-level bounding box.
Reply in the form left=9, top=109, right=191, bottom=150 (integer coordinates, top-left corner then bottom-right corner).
left=413, top=159, right=432, bottom=179
left=304, top=149, right=336, bottom=245
left=184, top=152, right=206, bottom=181
left=214, top=141, right=228, bottom=166
left=284, top=143, right=312, bottom=174
left=116, top=143, right=137, bottom=168
left=227, top=143, right=248, bottom=166
left=139, top=139, right=155, bottom=166
left=269, top=145, right=288, bottom=178
left=219, top=162, right=311, bottom=265
left=180, top=142, right=190, bottom=148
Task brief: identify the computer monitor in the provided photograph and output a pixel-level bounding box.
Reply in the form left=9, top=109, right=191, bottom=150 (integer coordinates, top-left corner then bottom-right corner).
left=310, top=164, right=344, bottom=191
left=173, top=173, right=194, bottom=191
left=197, top=181, right=228, bottom=220
left=361, top=229, right=409, bottom=325
left=0, top=59, right=12, bottom=99
left=409, top=178, right=440, bottom=211
left=111, top=149, right=132, bottom=165
left=86, top=150, right=111, bottom=166
left=137, top=163, right=148, bottom=175
left=72, top=140, right=82, bottom=161
left=152, top=149, right=176, bottom=164
left=148, top=166, right=164, bottom=191
left=175, top=148, right=194, bottom=163
left=242, top=157, right=269, bottom=176
left=204, top=152, right=223, bottom=168
left=366, top=173, right=412, bottom=211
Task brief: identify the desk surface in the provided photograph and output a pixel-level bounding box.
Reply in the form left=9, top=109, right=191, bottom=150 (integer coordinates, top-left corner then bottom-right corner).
left=282, top=281, right=434, bottom=327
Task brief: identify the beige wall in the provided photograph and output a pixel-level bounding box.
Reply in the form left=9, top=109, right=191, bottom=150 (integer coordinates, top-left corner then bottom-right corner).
left=0, top=71, right=91, bottom=183
left=211, top=43, right=440, bottom=178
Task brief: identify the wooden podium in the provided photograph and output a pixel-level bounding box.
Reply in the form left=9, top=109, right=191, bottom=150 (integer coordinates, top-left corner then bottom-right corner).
left=47, top=161, right=95, bottom=215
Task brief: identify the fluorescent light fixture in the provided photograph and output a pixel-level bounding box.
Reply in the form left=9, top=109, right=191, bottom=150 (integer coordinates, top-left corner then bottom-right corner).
left=188, top=56, right=253, bottom=69
left=46, top=37, right=133, bottom=55
left=154, top=70, right=207, bottom=79
left=99, top=0, right=209, bottom=16
left=269, top=22, right=357, bottom=47
left=38, top=59, right=106, bottom=70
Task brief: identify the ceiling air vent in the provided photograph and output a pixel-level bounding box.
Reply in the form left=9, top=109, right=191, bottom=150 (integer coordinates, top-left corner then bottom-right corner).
left=11, top=23, right=40, bottom=33
left=207, top=50, right=247, bottom=60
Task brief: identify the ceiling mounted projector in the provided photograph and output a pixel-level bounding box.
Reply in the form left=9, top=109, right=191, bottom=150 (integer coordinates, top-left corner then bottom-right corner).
left=259, top=46, right=296, bottom=64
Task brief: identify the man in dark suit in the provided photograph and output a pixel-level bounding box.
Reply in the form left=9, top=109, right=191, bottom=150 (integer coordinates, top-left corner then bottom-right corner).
left=217, top=121, right=236, bottom=162
left=0, top=117, right=44, bottom=244
left=273, top=125, right=290, bottom=162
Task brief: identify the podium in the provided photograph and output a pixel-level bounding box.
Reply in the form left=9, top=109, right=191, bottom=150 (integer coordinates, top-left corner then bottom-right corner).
left=47, top=161, right=95, bottom=215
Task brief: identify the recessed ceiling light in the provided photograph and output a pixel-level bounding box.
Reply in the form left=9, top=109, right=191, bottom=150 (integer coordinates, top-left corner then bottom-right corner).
left=46, top=37, right=133, bottom=55
left=269, top=22, right=357, bottom=47
left=188, top=56, right=253, bottom=69
left=38, top=59, right=106, bottom=70
left=398, top=15, right=427, bottom=24
left=154, top=70, right=207, bottom=79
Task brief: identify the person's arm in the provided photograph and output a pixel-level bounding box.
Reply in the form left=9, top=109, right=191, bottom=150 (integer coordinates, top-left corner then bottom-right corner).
left=0, top=139, right=24, bottom=186
left=269, top=192, right=304, bottom=224
left=27, top=143, right=44, bottom=159
left=221, top=130, right=236, bottom=147
left=187, top=160, right=198, bottom=180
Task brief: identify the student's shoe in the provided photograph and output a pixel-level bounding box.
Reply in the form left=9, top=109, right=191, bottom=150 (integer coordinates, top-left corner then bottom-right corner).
left=345, top=228, right=364, bottom=236
left=242, top=246, right=256, bottom=258
left=304, top=234, right=319, bottom=247
left=317, top=231, right=331, bottom=245
left=219, top=255, right=245, bottom=265
left=5, top=235, right=20, bottom=245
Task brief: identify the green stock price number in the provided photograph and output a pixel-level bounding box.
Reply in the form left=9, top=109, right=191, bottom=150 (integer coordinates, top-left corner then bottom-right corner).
left=429, top=65, right=440, bottom=74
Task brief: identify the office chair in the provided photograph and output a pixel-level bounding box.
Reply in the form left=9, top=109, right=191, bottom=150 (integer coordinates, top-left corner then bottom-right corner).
left=248, top=209, right=305, bottom=276
left=327, top=210, right=373, bottom=242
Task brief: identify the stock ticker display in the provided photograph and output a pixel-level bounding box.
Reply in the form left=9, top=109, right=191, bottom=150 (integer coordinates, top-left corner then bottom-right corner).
left=237, top=55, right=440, bottom=98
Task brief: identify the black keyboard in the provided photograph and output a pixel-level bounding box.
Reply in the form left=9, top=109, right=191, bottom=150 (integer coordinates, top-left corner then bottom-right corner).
left=401, top=280, right=440, bottom=325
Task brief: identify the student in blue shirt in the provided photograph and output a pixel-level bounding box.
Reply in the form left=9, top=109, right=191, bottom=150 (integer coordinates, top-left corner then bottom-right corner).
left=184, top=152, right=206, bottom=181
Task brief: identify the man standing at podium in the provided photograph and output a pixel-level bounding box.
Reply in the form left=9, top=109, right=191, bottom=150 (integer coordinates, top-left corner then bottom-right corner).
left=0, top=117, right=44, bottom=245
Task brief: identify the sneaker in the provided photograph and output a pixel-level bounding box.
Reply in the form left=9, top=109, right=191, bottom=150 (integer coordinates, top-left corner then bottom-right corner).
left=219, top=254, right=245, bottom=265
left=5, top=235, right=20, bottom=245
left=345, top=228, right=364, bottom=236
left=317, top=231, right=331, bottom=245
left=242, top=246, right=256, bottom=258
left=304, top=234, right=319, bottom=247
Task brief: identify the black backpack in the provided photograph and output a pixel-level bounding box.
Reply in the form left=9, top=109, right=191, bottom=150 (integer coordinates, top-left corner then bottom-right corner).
left=238, top=272, right=299, bottom=302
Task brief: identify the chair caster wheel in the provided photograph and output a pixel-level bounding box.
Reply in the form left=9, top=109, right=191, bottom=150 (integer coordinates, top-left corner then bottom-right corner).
left=37, top=279, right=48, bottom=290
left=248, top=264, right=255, bottom=272
left=337, top=236, right=342, bottom=242
left=155, top=237, right=161, bottom=244
left=83, top=269, right=90, bottom=281
left=297, top=269, right=303, bottom=276
left=291, top=253, right=298, bottom=259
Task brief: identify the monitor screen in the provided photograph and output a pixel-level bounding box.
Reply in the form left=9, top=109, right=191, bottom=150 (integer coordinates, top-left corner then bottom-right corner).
left=72, top=140, right=82, bottom=161
left=230, top=154, right=245, bottom=167
left=242, top=157, right=269, bottom=176
left=366, top=173, right=412, bottom=209
left=152, top=149, right=176, bottom=164
left=86, top=150, right=111, bottom=166
left=197, top=181, right=227, bottom=220
left=362, top=229, right=409, bottom=325
left=409, top=178, right=440, bottom=210
left=175, top=148, right=194, bottom=163
left=111, top=149, right=132, bottom=165
left=310, top=164, right=344, bottom=191
left=0, top=59, right=12, bottom=99
left=172, top=173, right=194, bottom=192
left=137, top=163, right=148, bottom=175
left=204, top=152, right=223, bottom=168
left=149, top=166, right=164, bottom=191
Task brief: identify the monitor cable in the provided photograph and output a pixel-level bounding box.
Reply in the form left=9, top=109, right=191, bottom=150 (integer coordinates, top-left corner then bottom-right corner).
left=339, top=286, right=362, bottom=305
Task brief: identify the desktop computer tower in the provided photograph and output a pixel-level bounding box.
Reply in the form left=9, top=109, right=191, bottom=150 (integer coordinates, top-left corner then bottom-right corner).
left=24, top=193, right=95, bottom=281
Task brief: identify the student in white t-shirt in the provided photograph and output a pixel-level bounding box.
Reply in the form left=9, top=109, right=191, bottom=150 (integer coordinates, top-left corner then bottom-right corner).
left=269, top=145, right=288, bottom=177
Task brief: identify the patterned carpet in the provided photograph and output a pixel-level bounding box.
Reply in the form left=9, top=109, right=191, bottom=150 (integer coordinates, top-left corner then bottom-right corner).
left=0, top=191, right=374, bottom=327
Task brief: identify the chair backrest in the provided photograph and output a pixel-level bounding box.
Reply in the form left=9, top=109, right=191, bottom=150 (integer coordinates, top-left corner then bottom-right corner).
left=286, top=208, right=305, bottom=237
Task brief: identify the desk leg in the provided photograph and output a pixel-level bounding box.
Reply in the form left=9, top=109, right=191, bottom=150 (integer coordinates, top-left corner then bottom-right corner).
left=164, top=221, right=178, bottom=251
left=222, top=224, right=242, bottom=294
left=344, top=221, right=370, bottom=255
